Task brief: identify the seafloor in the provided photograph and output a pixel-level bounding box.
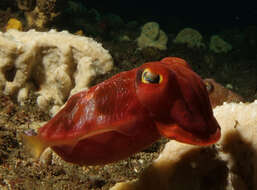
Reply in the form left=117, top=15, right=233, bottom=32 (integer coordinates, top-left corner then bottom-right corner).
left=0, top=1, right=257, bottom=190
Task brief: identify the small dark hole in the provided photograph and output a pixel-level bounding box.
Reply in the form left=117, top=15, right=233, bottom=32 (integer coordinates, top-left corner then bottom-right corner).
left=4, top=66, right=17, bottom=82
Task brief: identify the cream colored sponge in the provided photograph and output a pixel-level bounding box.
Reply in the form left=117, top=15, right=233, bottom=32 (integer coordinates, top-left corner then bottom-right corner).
left=111, top=101, right=257, bottom=190
left=0, top=29, right=113, bottom=115
left=137, top=22, right=168, bottom=50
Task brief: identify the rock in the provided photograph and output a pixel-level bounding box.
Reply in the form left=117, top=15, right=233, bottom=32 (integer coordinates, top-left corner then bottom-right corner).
left=111, top=100, right=257, bottom=190
left=25, top=6, right=57, bottom=29
left=24, top=0, right=64, bottom=29
left=17, top=0, right=36, bottom=11
left=173, top=28, right=205, bottom=48
left=0, top=29, right=113, bottom=115
left=137, top=22, right=168, bottom=50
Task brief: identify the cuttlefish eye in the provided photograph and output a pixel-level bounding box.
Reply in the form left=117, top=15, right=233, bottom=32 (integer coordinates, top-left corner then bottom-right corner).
left=142, top=68, right=163, bottom=84
left=204, top=81, right=214, bottom=93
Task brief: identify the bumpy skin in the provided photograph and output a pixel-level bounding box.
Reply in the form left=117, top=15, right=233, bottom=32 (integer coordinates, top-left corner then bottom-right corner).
left=31, top=57, right=221, bottom=165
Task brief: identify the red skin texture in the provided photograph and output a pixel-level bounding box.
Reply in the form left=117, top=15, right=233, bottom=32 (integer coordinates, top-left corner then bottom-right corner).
left=35, top=57, right=221, bottom=165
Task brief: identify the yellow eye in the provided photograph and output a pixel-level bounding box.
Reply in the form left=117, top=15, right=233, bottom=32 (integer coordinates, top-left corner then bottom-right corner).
left=141, top=68, right=163, bottom=84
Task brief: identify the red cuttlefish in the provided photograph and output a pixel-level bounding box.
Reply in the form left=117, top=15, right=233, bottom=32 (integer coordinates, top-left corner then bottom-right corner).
left=23, top=57, right=221, bottom=165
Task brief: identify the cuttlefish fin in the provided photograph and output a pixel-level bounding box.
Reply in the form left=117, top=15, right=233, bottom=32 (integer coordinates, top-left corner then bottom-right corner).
left=22, top=133, right=81, bottom=159
left=22, top=134, right=48, bottom=159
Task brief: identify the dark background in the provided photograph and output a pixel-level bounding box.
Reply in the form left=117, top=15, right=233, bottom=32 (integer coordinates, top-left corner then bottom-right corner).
left=85, top=0, right=257, bottom=31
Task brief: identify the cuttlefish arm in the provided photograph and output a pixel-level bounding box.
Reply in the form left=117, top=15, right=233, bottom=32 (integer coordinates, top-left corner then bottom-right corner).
left=156, top=57, right=221, bottom=145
